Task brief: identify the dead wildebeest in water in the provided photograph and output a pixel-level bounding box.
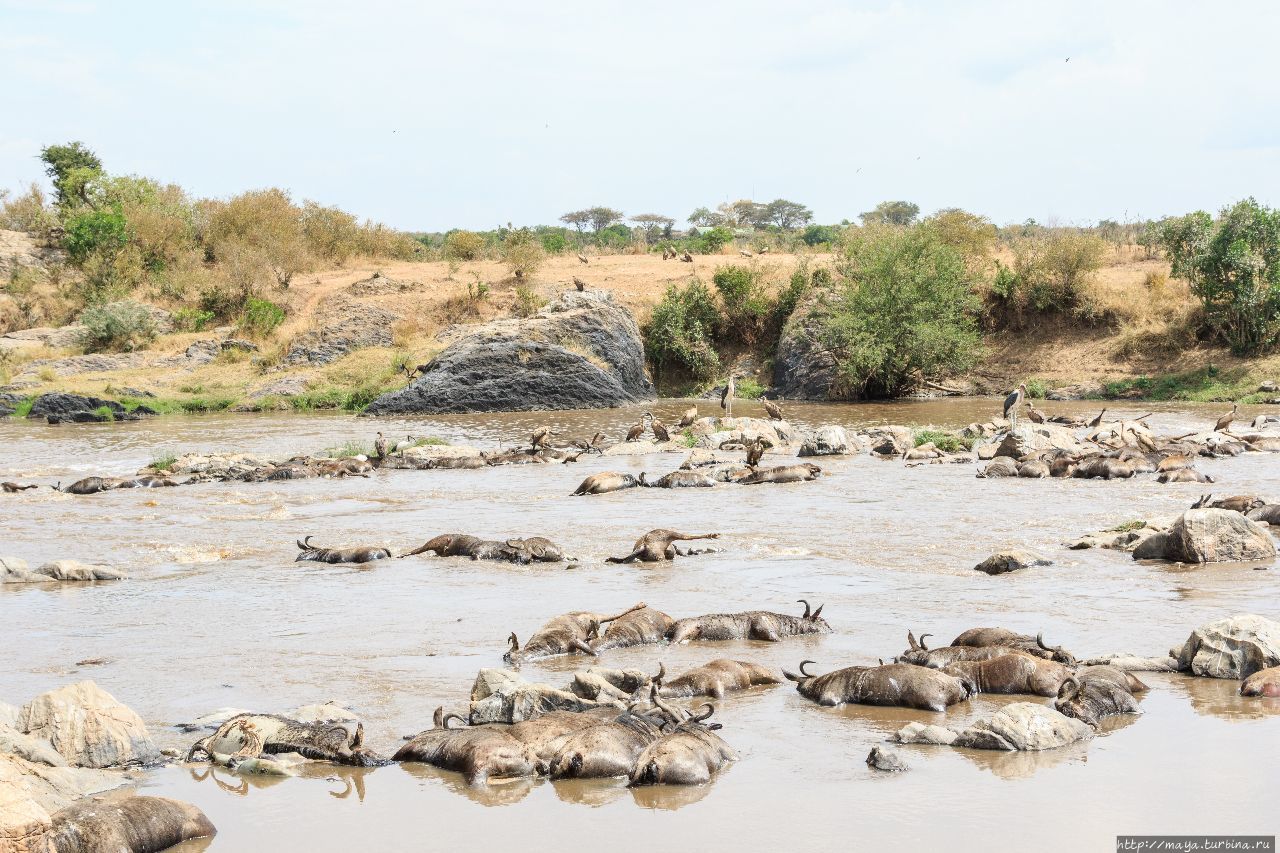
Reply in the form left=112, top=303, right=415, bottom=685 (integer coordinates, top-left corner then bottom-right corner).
left=1191, top=494, right=1266, bottom=513
left=593, top=606, right=675, bottom=651
left=628, top=689, right=737, bottom=786
left=667, top=599, right=832, bottom=643
left=657, top=659, right=782, bottom=699
left=784, top=660, right=974, bottom=711
left=1240, top=665, right=1280, bottom=697
left=543, top=708, right=666, bottom=779
left=394, top=707, right=537, bottom=784
left=188, top=713, right=388, bottom=766
left=1158, top=468, right=1215, bottom=484
left=942, top=654, right=1072, bottom=697
left=505, top=708, right=620, bottom=757
left=605, top=529, right=721, bottom=563
left=295, top=535, right=392, bottom=564
left=44, top=795, right=216, bottom=852
left=739, top=463, right=821, bottom=485
left=2, top=481, right=40, bottom=492
left=572, top=471, right=640, bottom=495
left=483, top=448, right=550, bottom=466
left=638, top=470, right=717, bottom=488
left=401, top=533, right=568, bottom=564
left=896, top=630, right=1039, bottom=668
left=505, top=601, right=648, bottom=664
left=1054, top=666, right=1148, bottom=727
left=1072, top=457, right=1135, bottom=480
left=950, top=627, right=1077, bottom=665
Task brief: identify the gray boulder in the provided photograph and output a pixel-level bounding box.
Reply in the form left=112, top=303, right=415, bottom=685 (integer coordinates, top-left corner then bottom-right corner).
left=772, top=287, right=840, bottom=400
left=1133, top=509, right=1276, bottom=563
left=284, top=296, right=398, bottom=367
left=974, top=549, right=1051, bottom=575
left=1175, top=614, right=1280, bottom=679
left=17, top=681, right=159, bottom=768
left=26, top=393, right=126, bottom=420
left=799, top=425, right=860, bottom=456
left=893, top=722, right=958, bottom=745
left=366, top=290, right=653, bottom=414
left=995, top=423, right=1084, bottom=458
left=954, top=703, right=1093, bottom=751
left=866, top=745, right=909, bottom=772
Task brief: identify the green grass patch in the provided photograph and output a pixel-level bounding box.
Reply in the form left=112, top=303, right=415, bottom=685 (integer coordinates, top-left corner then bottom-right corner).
left=1024, top=379, right=1047, bottom=399
left=326, top=440, right=373, bottom=458
left=913, top=429, right=974, bottom=453
left=1105, top=520, right=1147, bottom=533
left=734, top=378, right=766, bottom=400
left=92, top=405, right=115, bottom=422
left=151, top=452, right=177, bottom=472
left=413, top=436, right=450, bottom=447
left=11, top=397, right=35, bottom=418
left=1099, top=365, right=1259, bottom=402
left=679, top=427, right=698, bottom=448
left=177, top=396, right=237, bottom=413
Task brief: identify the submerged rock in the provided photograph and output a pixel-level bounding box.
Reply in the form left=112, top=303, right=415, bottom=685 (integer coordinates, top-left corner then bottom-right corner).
left=893, top=722, right=958, bottom=746
left=954, top=703, right=1093, bottom=751
left=365, top=290, right=653, bottom=414
left=866, top=745, right=909, bottom=772
left=1, top=559, right=125, bottom=584
left=974, top=549, right=1051, bottom=575
left=25, top=393, right=126, bottom=421
left=799, top=425, right=861, bottom=456
left=1175, top=614, right=1280, bottom=679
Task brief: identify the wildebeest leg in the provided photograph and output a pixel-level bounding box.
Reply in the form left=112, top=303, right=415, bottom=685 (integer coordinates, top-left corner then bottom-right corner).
left=605, top=549, right=644, bottom=564
left=399, top=542, right=438, bottom=558
left=569, top=638, right=598, bottom=656
left=709, top=681, right=725, bottom=699
left=749, top=618, right=780, bottom=642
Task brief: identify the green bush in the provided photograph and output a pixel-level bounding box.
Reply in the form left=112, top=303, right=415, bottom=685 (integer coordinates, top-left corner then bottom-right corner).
left=443, top=230, right=484, bottom=261
left=63, top=207, right=128, bottom=264
left=645, top=281, right=722, bottom=381
left=801, top=224, right=836, bottom=246
left=913, top=429, right=973, bottom=452
left=1161, top=199, right=1280, bottom=354
left=541, top=232, right=568, bottom=254
left=77, top=300, right=158, bottom=352
left=238, top=296, right=286, bottom=338
left=712, top=264, right=773, bottom=346
left=172, top=308, right=215, bottom=332
left=819, top=224, right=981, bottom=398
left=512, top=284, right=546, bottom=317
left=692, top=227, right=733, bottom=254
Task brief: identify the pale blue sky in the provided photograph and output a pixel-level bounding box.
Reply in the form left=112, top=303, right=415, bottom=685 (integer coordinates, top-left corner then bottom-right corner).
left=2, top=0, right=1277, bottom=231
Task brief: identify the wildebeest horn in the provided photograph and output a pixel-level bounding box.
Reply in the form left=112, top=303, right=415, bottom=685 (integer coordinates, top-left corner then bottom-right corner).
left=907, top=630, right=920, bottom=651
left=690, top=703, right=715, bottom=723
left=797, top=599, right=812, bottom=618
left=798, top=660, right=818, bottom=677
left=507, top=632, right=519, bottom=652
left=443, top=712, right=468, bottom=729
left=350, top=722, right=364, bottom=749
left=649, top=683, right=682, bottom=724
left=918, top=633, right=932, bottom=651
left=302, top=535, right=315, bottom=549
left=432, top=706, right=445, bottom=728
left=1057, top=676, right=1081, bottom=701
left=653, top=662, right=666, bottom=688
left=812, top=603, right=824, bottom=619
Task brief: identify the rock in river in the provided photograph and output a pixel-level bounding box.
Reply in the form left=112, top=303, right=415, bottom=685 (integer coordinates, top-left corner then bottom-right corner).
left=1132, top=509, right=1276, bottom=564
left=974, top=549, right=1051, bottom=575
left=17, top=681, right=159, bottom=768
left=365, top=289, right=654, bottom=414
left=1175, top=614, right=1280, bottom=679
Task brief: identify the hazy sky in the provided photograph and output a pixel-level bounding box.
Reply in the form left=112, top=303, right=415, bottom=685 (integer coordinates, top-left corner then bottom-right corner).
left=2, top=1, right=1277, bottom=231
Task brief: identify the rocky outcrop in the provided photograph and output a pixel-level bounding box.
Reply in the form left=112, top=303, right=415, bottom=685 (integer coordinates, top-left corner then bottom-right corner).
left=995, top=423, right=1084, bottom=458
left=0, top=755, right=123, bottom=851
left=863, top=426, right=915, bottom=457
left=26, top=394, right=126, bottom=421
left=1132, top=510, right=1276, bottom=564
left=974, top=549, right=1051, bottom=575
left=799, top=425, right=863, bottom=456
left=1175, top=614, right=1280, bottom=679
left=689, top=416, right=797, bottom=450
left=1069, top=518, right=1172, bottom=552
left=366, top=290, right=654, bottom=414
left=895, top=703, right=1092, bottom=751
left=17, top=682, right=159, bottom=768
left=772, top=287, right=840, bottom=400
left=284, top=295, right=398, bottom=367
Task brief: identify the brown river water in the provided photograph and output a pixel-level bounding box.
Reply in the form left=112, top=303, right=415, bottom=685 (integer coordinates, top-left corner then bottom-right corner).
left=2, top=398, right=1278, bottom=852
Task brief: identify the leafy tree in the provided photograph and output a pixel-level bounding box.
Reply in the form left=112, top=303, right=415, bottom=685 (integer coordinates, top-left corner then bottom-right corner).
left=1161, top=198, right=1280, bottom=354
left=687, top=206, right=726, bottom=227
left=713, top=265, right=772, bottom=345
left=630, top=213, right=674, bottom=240
left=818, top=224, right=981, bottom=398
left=64, top=206, right=128, bottom=264
left=801, top=224, right=836, bottom=246
left=585, top=206, right=624, bottom=233
left=559, top=209, right=591, bottom=232
left=860, top=200, right=920, bottom=227
left=717, top=199, right=767, bottom=228
left=692, top=226, right=733, bottom=254
left=645, top=280, right=722, bottom=381
left=204, top=188, right=310, bottom=287
left=443, top=229, right=484, bottom=260
left=764, top=199, right=813, bottom=229
left=40, top=141, right=102, bottom=207
left=926, top=208, right=996, bottom=266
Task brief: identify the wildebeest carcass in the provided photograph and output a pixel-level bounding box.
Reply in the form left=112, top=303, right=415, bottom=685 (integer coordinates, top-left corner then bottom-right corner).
left=505, top=602, right=648, bottom=664
left=295, top=536, right=392, bottom=564
left=657, top=659, right=781, bottom=699
left=605, top=529, right=721, bottom=563
left=592, top=606, right=675, bottom=651
left=187, top=713, right=388, bottom=766
left=738, top=463, right=821, bottom=485
left=401, top=533, right=568, bottom=563
left=950, top=627, right=1077, bottom=665
left=504, top=709, right=619, bottom=757
left=942, top=654, right=1072, bottom=696
left=1054, top=665, right=1148, bottom=727
left=784, top=660, right=974, bottom=711
left=543, top=709, right=666, bottom=779
left=394, top=708, right=536, bottom=784
left=1192, top=494, right=1266, bottom=513
left=638, top=470, right=716, bottom=488
left=896, top=630, right=1039, bottom=668
left=667, top=600, right=831, bottom=643
left=1240, top=665, right=1280, bottom=697
left=572, top=472, right=640, bottom=495
left=628, top=692, right=737, bottom=786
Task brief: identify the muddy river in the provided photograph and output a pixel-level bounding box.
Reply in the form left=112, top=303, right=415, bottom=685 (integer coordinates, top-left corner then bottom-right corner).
left=2, top=399, right=1277, bottom=852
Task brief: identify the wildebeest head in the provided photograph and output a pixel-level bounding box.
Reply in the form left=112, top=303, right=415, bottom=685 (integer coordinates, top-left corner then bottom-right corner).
left=1036, top=632, right=1077, bottom=666
left=896, top=629, right=935, bottom=664
left=1055, top=676, right=1097, bottom=726
left=795, top=599, right=830, bottom=629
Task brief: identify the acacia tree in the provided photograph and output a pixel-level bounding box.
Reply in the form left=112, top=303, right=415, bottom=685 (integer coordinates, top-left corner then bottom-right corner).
left=1161, top=198, right=1280, bottom=354
left=40, top=141, right=102, bottom=208
left=630, top=213, right=674, bottom=240
left=688, top=206, right=726, bottom=227
left=764, top=199, right=813, bottom=229
left=584, top=206, right=624, bottom=233
left=559, top=209, right=592, bottom=233
left=718, top=199, right=768, bottom=228
left=860, top=200, right=920, bottom=226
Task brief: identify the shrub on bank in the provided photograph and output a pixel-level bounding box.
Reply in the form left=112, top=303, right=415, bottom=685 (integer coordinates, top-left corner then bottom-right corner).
left=77, top=299, right=158, bottom=352
left=645, top=281, right=721, bottom=381
left=238, top=296, right=286, bottom=338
